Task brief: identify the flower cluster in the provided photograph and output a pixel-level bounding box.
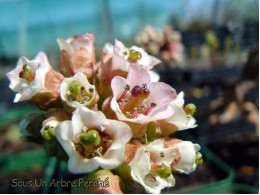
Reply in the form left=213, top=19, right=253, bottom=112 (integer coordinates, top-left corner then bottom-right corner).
left=7, top=32, right=201, bottom=194
left=135, top=25, right=184, bottom=68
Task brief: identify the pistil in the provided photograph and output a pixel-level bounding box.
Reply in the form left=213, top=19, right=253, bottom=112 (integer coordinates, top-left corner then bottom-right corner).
left=75, top=128, right=113, bottom=159
left=19, top=64, right=35, bottom=82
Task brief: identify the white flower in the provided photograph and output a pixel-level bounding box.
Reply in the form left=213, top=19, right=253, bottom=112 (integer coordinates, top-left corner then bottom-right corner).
left=60, top=72, right=99, bottom=109
left=55, top=106, right=132, bottom=174
left=158, top=92, right=197, bottom=136
left=6, top=52, right=51, bottom=102
left=129, top=139, right=178, bottom=194
left=172, top=141, right=201, bottom=174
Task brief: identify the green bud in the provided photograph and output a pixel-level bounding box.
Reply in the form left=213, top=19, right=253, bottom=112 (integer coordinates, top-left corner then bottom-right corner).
left=68, top=81, right=81, bottom=95
left=156, top=163, right=172, bottom=178
left=196, top=152, right=202, bottom=160
left=47, top=126, right=56, bottom=137
left=80, top=130, right=101, bottom=146
left=185, top=103, right=196, bottom=115
left=42, top=130, right=51, bottom=141
left=196, top=158, right=203, bottom=165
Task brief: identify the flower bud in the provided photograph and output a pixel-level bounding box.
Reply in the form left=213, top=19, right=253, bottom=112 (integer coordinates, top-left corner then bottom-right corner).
left=195, top=152, right=203, bottom=165
left=185, top=103, right=196, bottom=115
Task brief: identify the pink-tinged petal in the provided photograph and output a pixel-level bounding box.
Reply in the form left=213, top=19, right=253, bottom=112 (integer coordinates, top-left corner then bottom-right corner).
left=145, top=82, right=176, bottom=107
left=69, top=33, right=95, bottom=52
left=57, top=33, right=96, bottom=79
left=112, top=46, right=128, bottom=71
left=111, top=76, right=129, bottom=99
left=57, top=38, right=74, bottom=53
left=150, top=104, right=175, bottom=121
left=127, top=63, right=150, bottom=87
left=103, top=42, right=114, bottom=54
left=130, top=46, right=161, bottom=69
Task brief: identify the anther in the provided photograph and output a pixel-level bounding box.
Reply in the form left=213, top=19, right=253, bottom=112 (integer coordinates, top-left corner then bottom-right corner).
left=118, top=85, right=130, bottom=102
left=89, top=88, right=94, bottom=93
left=160, top=152, right=165, bottom=157
left=141, top=83, right=147, bottom=88
left=125, top=111, right=131, bottom=118
left=151, top=103, right=157, bottom=108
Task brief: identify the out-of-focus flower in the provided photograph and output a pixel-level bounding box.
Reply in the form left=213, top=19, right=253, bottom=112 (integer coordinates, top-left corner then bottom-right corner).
left=128, top=139, right=177, bottom=194
left=157, top=92, right=197, bottom=136
left=60, top=72, right=99, bottom=111
left=164, top=138, right=201, bottom=174
left=110, top=63, right=176, bottom=137
left=6, top=52, right=64, bottom=109
left=57, top=33, right=96, bottom=78
left=55, top=106, right=132, bottom=174
left=135, top=25, right=184, bottom=68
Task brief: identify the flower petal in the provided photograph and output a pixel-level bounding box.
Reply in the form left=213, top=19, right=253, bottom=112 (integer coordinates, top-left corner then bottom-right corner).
left=127, top=63, right=150, bottom=87
left=173, top=141, right=201, bottom=174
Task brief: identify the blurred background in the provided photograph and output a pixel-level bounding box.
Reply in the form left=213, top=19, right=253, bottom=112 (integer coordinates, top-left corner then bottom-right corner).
left=0, top=0, right=258, bottom=193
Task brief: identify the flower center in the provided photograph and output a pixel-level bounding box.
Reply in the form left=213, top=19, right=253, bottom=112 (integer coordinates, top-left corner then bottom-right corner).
left=127, top=49, right=142, bottom=63
left=66, top=81, right=94, bottom=104
left=19, top=64, right=35, bottom=82
left=74, top=129, right=113, bottom=159
left=117, top=84, right=156, bottom=118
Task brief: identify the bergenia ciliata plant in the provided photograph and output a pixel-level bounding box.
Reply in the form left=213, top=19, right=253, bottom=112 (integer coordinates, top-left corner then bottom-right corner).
left=7, top=32, right=202, bottom=194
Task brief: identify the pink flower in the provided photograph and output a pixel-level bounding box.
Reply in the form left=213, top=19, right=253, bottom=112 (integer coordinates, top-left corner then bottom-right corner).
left=110, top=63, right=176, bottom=137
left=57, top=33, right=96, bottom=78
left=6, top=52, right=63, bottom=109
left=98, top=40, right=160, bottom=83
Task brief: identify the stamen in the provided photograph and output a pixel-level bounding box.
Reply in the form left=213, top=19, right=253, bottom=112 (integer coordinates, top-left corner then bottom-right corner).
left=141, top=104, right=147, bottom=111
left=81, top=87, right=85, bottom=93
left=118, top=85, right=130, bottom=102
left=125, top=111, right=131, bottom=118
left=130, top=107, right=140, bottom=118
left=143, top=103, right=156, bottom=115
left=119, top=99, right=128, bottom=110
